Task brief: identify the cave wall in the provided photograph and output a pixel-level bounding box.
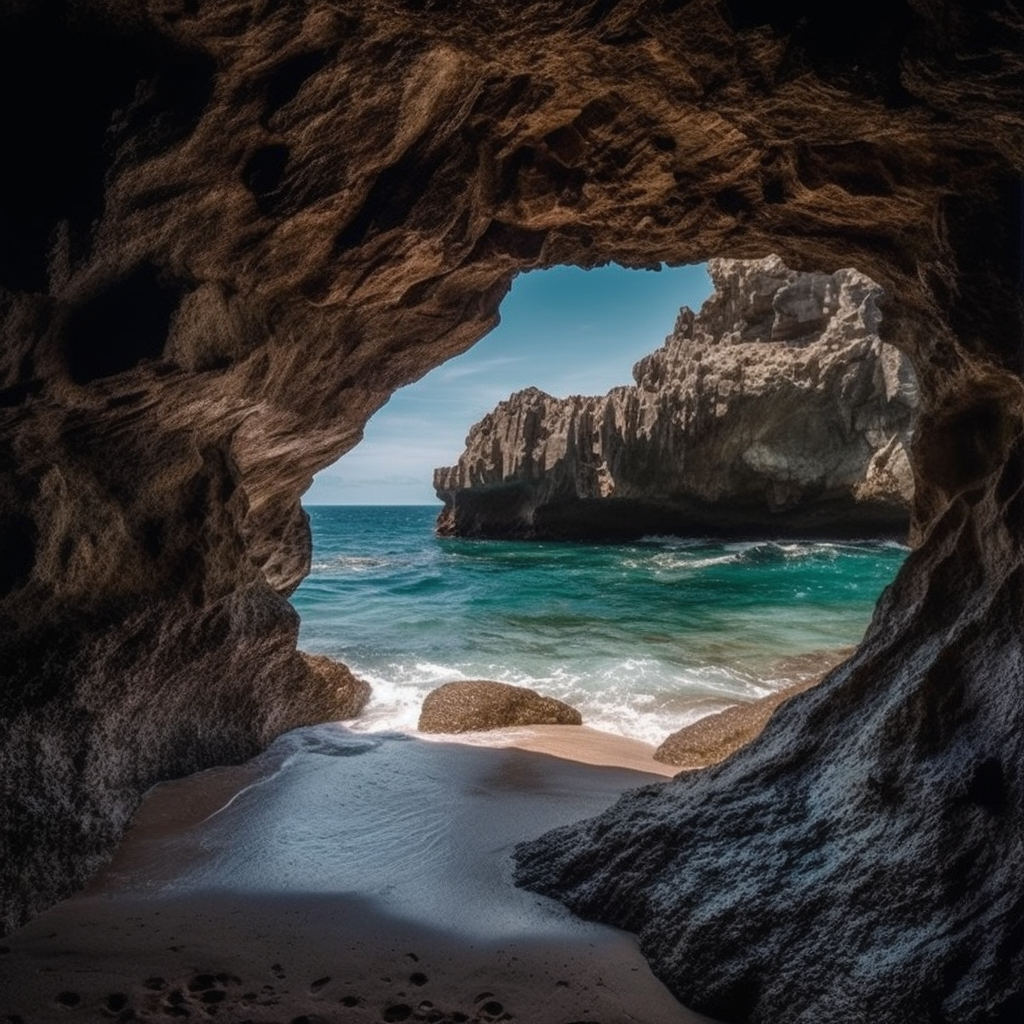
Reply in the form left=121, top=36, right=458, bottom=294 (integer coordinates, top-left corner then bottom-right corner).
left=0, top=1, right=1022, bottom=1019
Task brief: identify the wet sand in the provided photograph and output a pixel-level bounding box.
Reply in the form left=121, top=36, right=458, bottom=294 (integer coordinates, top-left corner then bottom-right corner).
left=0, top=725, right=717, bottom=1024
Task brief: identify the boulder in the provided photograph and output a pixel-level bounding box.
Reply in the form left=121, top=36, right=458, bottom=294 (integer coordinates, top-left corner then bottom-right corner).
left=299, top=653, right=371, bottom=720
left=418, top=681, right=582, bottom=733
left=653, top=676, right=819, bottom=769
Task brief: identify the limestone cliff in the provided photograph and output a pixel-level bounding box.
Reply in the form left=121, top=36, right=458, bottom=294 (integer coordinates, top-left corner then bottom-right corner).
left=435, top=256, right=918, bottom=540
left=1, top=3, right=1023, bottom=1023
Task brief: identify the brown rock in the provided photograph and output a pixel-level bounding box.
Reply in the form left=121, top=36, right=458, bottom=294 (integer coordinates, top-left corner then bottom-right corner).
left=435, top=257, right=918, bottom=541
left=299, top=653, right=371, bottom=720
left=653, top=677, right=820, bottom=770
left=418, top=681, right=582, bottom=733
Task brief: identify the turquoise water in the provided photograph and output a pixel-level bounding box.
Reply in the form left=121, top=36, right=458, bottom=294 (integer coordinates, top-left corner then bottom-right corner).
left=292, top=506, right=907, bottom=744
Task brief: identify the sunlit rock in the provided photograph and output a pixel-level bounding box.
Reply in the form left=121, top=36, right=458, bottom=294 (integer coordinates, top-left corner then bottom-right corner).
left=435, top=256, right=918, bottom=541
left=300, top=652, right=371, bottom=719
left=653, top=676, right=817, bottom=769
left=418, top=680, right=582, bottom=733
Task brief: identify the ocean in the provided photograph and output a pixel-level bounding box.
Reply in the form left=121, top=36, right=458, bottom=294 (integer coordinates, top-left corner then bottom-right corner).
left=292, top=505, right=907, bottom=746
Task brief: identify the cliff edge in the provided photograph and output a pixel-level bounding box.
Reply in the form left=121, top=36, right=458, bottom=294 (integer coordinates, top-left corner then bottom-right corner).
left=434, top=256, right=918, bottom=540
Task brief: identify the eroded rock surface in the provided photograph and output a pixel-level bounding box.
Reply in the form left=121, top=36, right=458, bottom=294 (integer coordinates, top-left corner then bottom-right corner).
left=0, top=3, right=1022, bottom=1023
left=435, top=256, right=918, bottom=540
left=653, top=675, right=818, bottom=769
left=300, top=653, right=371, bottom=719
left=418, top=680, right=582, bottom=733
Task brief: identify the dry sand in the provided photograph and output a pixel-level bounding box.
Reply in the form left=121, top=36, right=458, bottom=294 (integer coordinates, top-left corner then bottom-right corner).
left=0, top=725, right=717, bottom=1024
left=419, top=723, right=681, bottom=777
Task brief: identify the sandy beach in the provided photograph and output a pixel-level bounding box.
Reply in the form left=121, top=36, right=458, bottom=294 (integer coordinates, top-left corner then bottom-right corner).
left=0, top=724, right=718, bottom=1024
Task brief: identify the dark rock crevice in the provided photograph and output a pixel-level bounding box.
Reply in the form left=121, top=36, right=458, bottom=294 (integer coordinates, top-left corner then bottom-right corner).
left=0, top=4, right=1022, bottom=1023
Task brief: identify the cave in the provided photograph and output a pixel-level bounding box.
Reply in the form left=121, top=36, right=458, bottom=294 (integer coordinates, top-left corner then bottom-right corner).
left=0, top=2, right=1021, bottom=1023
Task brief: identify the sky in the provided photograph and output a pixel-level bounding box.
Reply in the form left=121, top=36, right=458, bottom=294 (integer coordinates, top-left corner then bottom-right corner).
left=304, top=262, right=713, bottom=505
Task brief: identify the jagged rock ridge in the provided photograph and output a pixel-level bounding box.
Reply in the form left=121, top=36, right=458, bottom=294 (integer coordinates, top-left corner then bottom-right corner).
left=435, top=256, right=918, bottom=540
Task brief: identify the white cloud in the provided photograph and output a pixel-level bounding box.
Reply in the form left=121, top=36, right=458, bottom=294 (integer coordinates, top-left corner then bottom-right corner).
left=437, top=355, right=526, bottom=382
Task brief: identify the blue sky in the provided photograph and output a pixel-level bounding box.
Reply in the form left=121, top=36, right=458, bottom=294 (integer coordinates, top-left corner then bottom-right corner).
left=304, top=262, right=713, bottom=505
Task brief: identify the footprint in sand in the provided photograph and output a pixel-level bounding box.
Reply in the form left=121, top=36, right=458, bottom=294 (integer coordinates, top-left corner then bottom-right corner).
left=309, top=976, right=331, bottom=994
left=409, top=972, right=428, bottom=986
left=474, top=994, right=510, bottom=1021
left=415, top=1000, right=446, bottom=1023
left=55, top=991, right=81, bottom=1007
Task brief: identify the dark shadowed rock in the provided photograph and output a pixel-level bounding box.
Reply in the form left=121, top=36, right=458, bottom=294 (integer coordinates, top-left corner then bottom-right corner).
left=419, top=681, right=582, bottom=733
left=299, top=653, right=371, bottom=720
left=436, top=257, right=918, bottom=541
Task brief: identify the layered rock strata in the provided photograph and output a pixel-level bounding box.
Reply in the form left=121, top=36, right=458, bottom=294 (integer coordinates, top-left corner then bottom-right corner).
left=0, top=3, right=1022, bottom=1024
left=418, top=680, right=582, bottom=733
left=435, top=256, right=918, bottom=540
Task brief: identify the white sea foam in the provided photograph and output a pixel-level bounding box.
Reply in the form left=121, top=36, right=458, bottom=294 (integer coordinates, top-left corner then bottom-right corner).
left=651, top=552, right=739, bottom=571
left=309, top=555, right=396, bottom=573
left=637, top=535, right=713, bottom=548
left=335, top=654, right=789, bottom=747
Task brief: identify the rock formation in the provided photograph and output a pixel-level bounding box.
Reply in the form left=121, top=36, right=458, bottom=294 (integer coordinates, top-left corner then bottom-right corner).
left=418, top=680, right=582, bottom=733
left=653, top=675, right=819, bottom=769
left=435, top=256, right=918, bottom=540
left=0, top=3, right=1022, bottom=1023
left=300, top=653, right=372, bottom=720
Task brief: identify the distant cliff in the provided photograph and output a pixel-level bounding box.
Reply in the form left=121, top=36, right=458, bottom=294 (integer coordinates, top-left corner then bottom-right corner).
left=434, top=256, right=918, bottom=541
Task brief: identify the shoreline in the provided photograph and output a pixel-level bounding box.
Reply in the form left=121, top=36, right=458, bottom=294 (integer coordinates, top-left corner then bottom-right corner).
left=417, top=722, right=682, bottom=776
left=0, top=726, right=720, bottom=1024
left=352, top=642, right=852, bottom=774
left=344, top=643, right=853, bottom=752
left=0, top=650, right=847, bottom=1022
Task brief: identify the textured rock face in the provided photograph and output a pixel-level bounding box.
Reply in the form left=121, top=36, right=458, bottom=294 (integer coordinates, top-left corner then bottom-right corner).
left=0, top=3, right=1022, bottom=1022
left=418, top=680, right=582, bottom=733
left=300, top=653, right=372, bottom=719
left=653, top=674, right=819, bottom=768
left=435, top=256, right=918, bottom=540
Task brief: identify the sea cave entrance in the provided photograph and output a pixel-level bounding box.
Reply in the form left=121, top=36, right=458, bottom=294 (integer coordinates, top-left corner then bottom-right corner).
left=2, top=5, right=1022, bottom=1019
left=295, top=259, right=916, bottom=764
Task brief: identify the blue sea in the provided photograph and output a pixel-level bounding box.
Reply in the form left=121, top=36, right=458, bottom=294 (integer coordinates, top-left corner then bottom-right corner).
left=292, top=506, right=907, bottom=745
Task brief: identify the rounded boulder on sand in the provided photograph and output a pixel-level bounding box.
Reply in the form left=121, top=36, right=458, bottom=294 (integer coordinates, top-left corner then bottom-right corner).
left=419, top=680, right=582, bottom=733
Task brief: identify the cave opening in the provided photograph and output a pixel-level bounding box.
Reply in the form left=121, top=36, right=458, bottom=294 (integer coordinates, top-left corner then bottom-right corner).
left=1, top=4, right=1022, bottom=1020
left=293, top=259, right=916, bottom=757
